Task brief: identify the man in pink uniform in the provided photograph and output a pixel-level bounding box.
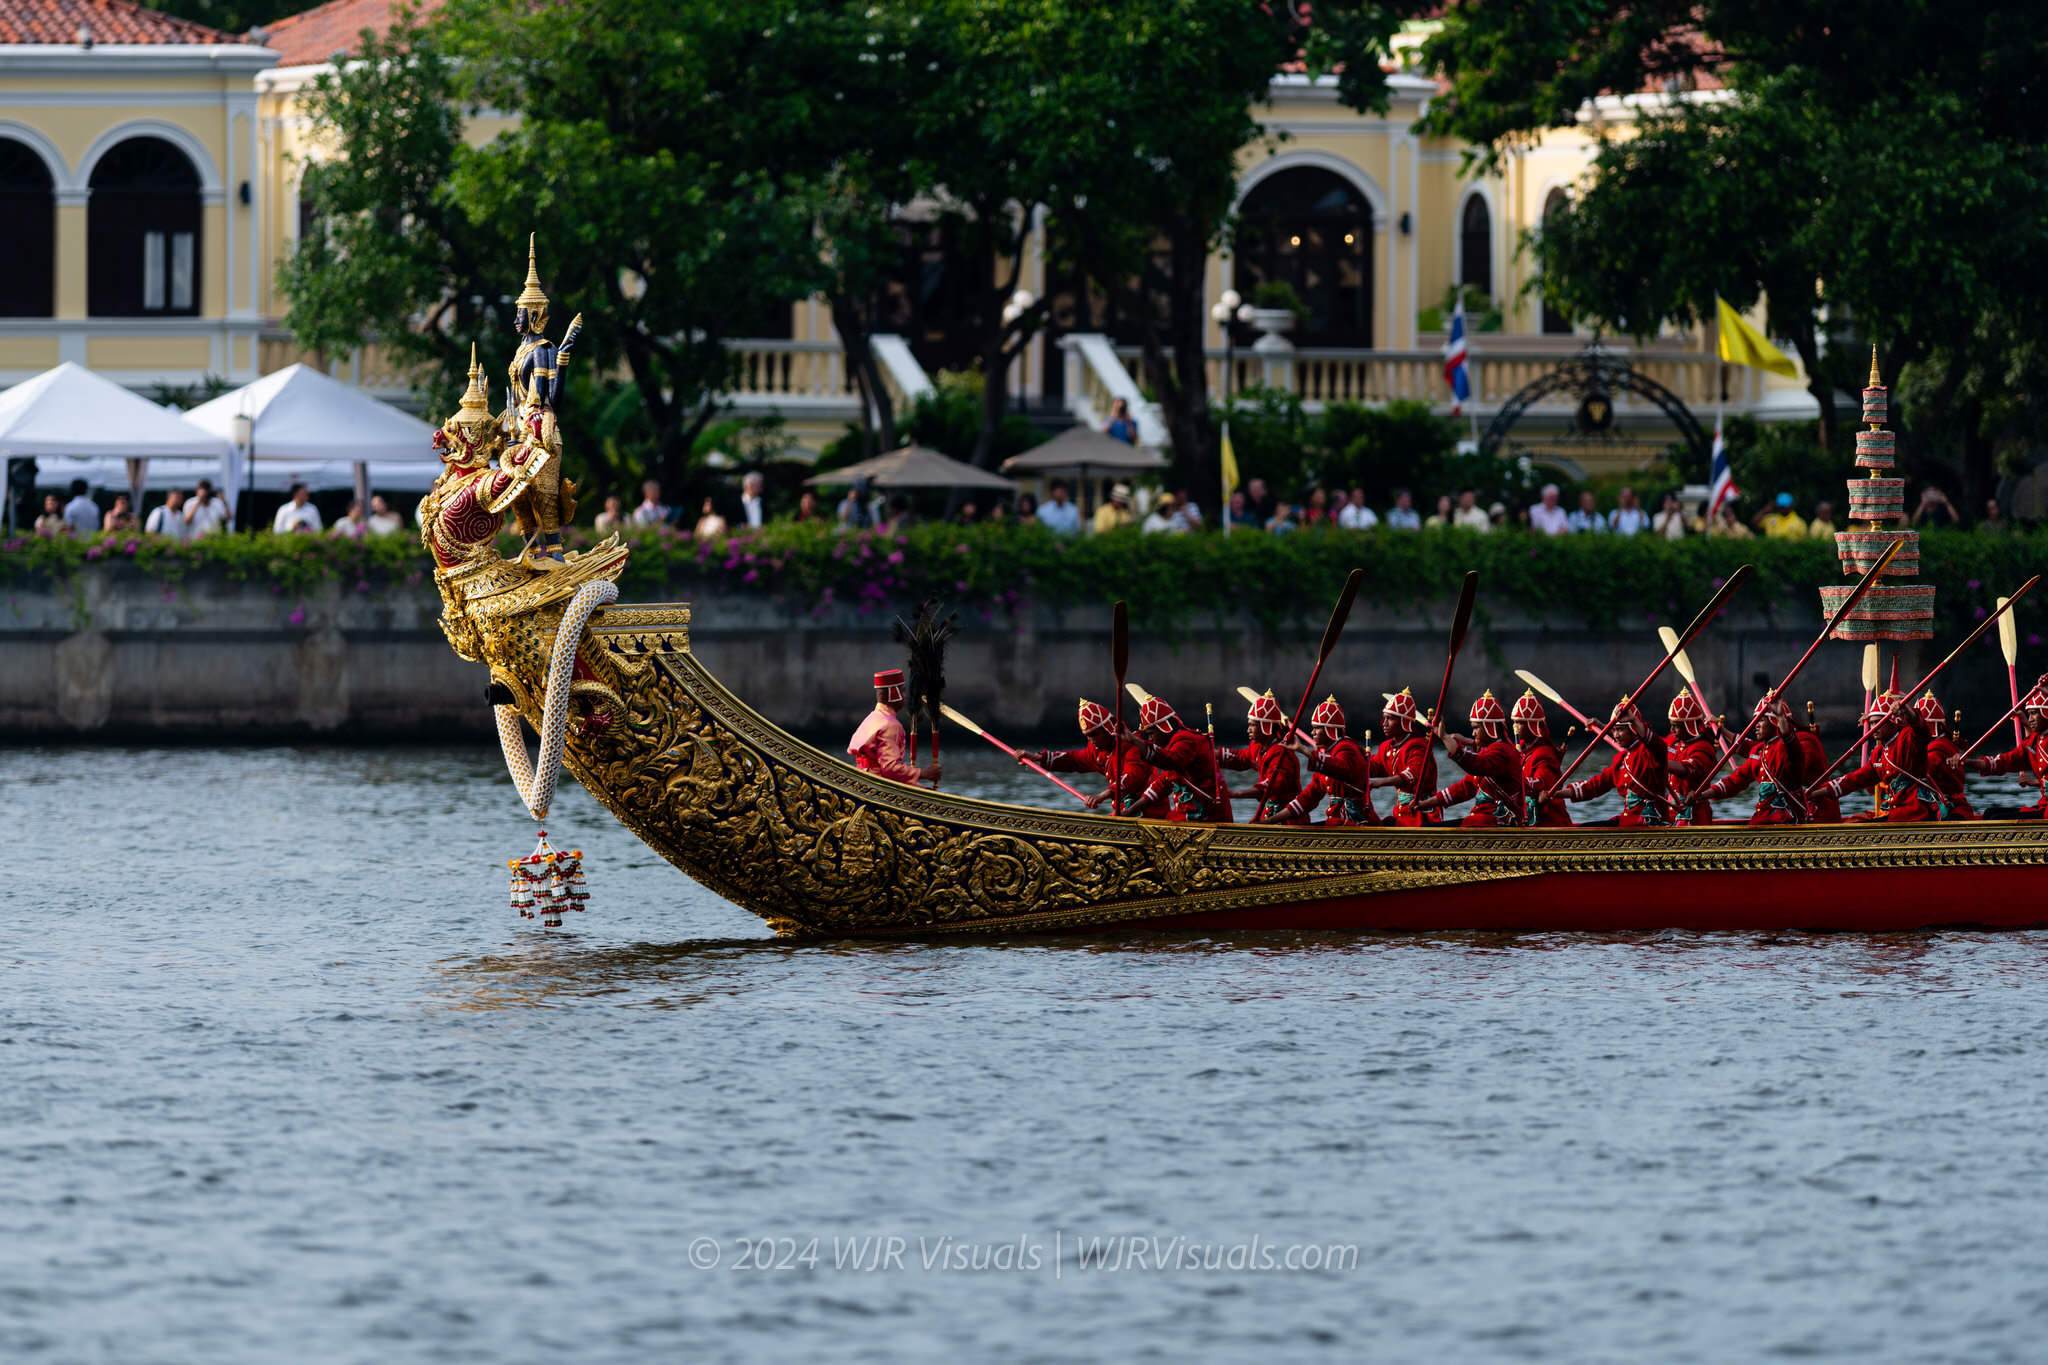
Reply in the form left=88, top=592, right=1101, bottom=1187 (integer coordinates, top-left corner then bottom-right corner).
left=847, top=668, right=940, bottom=785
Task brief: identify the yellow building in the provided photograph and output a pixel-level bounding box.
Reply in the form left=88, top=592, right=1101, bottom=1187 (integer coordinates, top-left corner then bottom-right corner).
left=1, top=0, right=1817, bottom=475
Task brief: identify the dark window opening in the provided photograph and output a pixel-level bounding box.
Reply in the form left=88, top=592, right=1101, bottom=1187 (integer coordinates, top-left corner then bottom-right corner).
left=1232, top=167, right=1374, bottom=349
left=88, top=137, right=202, bottom=318
left=869, top=219, right=991, bottom=377
left=1459, top=194, right=1492, bottom=300
left=0, top=140, right=55, bottom=318
left=1540, top=188, right=1572, bottom=335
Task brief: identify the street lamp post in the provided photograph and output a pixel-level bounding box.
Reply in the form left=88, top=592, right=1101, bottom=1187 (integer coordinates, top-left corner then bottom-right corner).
left=1000, top=289, right=1035, bottom=416
left=231, top=410, right=255, bottom=533
left=1209, top=288, right=1255, bottom=404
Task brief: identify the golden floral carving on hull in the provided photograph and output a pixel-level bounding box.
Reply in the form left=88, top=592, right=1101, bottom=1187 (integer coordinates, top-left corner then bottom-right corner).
left=445, top=598, right=2048, bottom=938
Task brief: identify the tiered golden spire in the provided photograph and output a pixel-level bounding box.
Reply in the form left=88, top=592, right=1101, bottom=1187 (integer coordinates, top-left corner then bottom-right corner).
left=516, top=233, right=549, bottom=310
left=455, top=343, right=491, bottom=426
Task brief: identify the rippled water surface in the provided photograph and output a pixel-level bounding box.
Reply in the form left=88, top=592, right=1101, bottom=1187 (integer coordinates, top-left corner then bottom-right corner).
left=8, top=743, right=2048, bottom=1362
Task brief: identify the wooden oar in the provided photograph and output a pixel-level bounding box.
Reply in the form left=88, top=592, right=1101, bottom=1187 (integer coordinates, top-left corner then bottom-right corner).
left=1513, top=669, right=1626, bottom=754
left=1112, top=599, right=1129, bottom=816
left=1281, top=568, right=1366, bottom=741
left=1999, top=596, right=2023, bottom=750
left=939, top=704, right=1091, bottom=804
left=1427, top=571, right=1481, bottom=740
left=1805, top=574, right=2041, bottom=794
left=1687, top=545, right=1899, bottom=795
left=1555, top=563, right=1758, bottom=790
left=1659, top=624, right=1732, bottom=759
left=1259, top=568, right=1366, bottom=824
left=1956, top=692, right=2034, bottom=762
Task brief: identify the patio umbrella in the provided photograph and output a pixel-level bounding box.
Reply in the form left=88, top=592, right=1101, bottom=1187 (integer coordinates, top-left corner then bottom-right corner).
left=1000, top=424, right=1164, bottom=516
left=803, top=443, right=1016, bottom=491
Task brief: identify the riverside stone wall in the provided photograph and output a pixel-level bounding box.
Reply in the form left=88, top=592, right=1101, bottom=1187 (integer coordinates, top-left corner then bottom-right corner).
left=0, top=566, right=1973, bottom=741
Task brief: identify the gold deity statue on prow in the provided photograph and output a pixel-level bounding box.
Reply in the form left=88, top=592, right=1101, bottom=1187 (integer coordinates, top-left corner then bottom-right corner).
left=504, top=233, right=584, bottom=570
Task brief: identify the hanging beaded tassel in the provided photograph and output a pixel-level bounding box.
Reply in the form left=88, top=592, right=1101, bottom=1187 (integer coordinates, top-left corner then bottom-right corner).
left=506, top=830, right=590, bottom=929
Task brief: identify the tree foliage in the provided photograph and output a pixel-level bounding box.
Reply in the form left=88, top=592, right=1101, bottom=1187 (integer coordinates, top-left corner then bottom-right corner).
left=1388, top=0, right=2048, bottom=507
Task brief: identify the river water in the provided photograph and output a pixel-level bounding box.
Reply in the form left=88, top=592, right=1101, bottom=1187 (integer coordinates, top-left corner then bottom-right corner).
left=7, top=743, right=2048, bottom=1362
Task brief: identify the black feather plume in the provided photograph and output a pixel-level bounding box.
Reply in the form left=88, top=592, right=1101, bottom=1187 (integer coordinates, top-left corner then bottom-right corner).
left=893, top=597, right=960, bottom=731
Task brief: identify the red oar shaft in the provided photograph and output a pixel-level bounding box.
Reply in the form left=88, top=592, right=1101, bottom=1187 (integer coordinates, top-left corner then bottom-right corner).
left=1958, top=692, right=2032, bottom=762
left=955, top=725, right=1091, bottom=804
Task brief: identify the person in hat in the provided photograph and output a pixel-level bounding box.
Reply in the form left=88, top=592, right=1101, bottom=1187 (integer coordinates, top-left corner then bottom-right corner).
left=1219, top=690, right=1306, bottom=823
left=1277, top=695, right=1377, bottom=825
left=1509, top=690, right=1572, bottom=826
left=1555, top=696, right=1674, bottom=826
left=504, top=234, right=584, bottom=570
left=1132, top=692, right=1231, bottom=822
left=1917, top=691, right=1977, bottom=820
left=1759, top=492, right=1807, bottom=539
left=1818, top=685, right=1940, bottom=821
left=1962, top=684, right=2048, bottom=816
left=1367, top=688, right=1437, bottom=826
left=1695, top=692, right=1807, bottom=824
left=1664, top=691, right=1721, bottom=824
left=847, top=668, right=940, bottom=786
left=1092, top=483, right=1135, bottom=534
left=1417, top=691, right=1525, bottom=826
left=1025, top=698, right=1151, bottom=813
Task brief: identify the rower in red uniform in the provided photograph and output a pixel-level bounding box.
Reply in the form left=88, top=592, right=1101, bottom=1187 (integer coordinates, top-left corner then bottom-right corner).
left=1819, top=686, right=1941, bottom=822
left=1373, top=688, right=1438, bottom=827
left=1695, top=692, right=1807, bottom=824
left=1963, top=684, right=2048, bottom=816
left=1026, top=697, right=1149, bottom=813
left=1794, top=705, right=1841, bottom=824
left=1133, top=693, right=1233, bottom=822
left=1218, top=689, right=1305, bottom=823
left=847, top=668, right=940, bottom=785
left=1417, top=691, right=1525, bottom=826
left=1917, top=691, right=1977, bottom=820
left=1556, top=696, right=1672, bottom=826
left=1510, top=689, right=1572, bottom=826
left=1665, top=692, right=1720, bottom=825
left=1277, top=696, right=1378, bottom=825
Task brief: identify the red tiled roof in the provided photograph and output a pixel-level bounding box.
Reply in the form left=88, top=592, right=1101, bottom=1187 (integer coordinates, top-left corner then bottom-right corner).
left=263, top=0, right=438, bottom=68
left=0, top=0, right=240, bottom=44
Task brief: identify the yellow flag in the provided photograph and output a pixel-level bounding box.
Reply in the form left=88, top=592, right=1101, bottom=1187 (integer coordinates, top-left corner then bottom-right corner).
left=1715, top=296, right=1799, bottom=378
left=1220, top=423, right=1240, bottom=495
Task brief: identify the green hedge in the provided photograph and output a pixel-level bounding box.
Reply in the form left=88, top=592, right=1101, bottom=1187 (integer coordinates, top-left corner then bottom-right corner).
left=6, top=523, right=2043, bottom=644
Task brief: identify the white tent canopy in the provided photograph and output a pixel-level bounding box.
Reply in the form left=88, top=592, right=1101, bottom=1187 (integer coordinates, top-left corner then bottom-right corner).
left=0, top=363, right=231, bottom=509
left=185, top=364, right=441, bottom=509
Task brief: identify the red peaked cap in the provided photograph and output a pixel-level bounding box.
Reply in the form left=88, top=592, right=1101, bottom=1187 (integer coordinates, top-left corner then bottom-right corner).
left=1077, top=697, right=1112, bottom=734
left=1311, top=695, right=1345, bottom=730
left=1247, top=691, right=1284, bottom=725
left=873, top=668, right=906, bottom=688
left=1139, top=695, right=1177, bottom=730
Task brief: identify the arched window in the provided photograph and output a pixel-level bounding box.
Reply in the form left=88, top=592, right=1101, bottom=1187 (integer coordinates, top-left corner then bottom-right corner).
left=1540, top=188, right=1572, bottom=335
left=0, top=139, right=55, bottom=318
left=1233, top=167, right=1374, bottom=348
left=1458, top=194, right=1492, bottom=300
left=88, top=136, right=201, bottom=317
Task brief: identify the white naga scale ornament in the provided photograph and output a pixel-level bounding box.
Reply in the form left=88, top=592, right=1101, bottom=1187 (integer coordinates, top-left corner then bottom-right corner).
left=494, top=577, right=619, bottom=820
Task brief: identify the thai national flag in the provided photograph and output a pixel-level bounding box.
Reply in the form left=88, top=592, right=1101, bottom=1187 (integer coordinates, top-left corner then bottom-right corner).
left=1442, top=297, right=1471, bottom=415
left=1708, top=418, right=1739, bottom=518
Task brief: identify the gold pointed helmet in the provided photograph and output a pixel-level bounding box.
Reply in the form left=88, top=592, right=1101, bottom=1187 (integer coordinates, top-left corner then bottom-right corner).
left=452, top=344, right=493, bottom=429
left=515, top=232, right=549, bottom=315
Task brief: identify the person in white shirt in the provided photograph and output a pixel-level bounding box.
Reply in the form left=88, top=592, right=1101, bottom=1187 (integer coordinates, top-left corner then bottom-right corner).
left=185, top=480, right=230, bottom=537
left=633, top=479, right=670, bottom=526
left=1565, top=490, right=1606, bottom=534
left=144, top=489, right=191, bottom=541
left=1651, top=492, right=1688, bottom=540
left=1610, top=486, right=1649, bottom=536
left=273, top=483, right=323, bottom=534
left=1529, top=484, right=1570, bottom=536
left=330, top=499, right=369, bottom=539
left=740, top=471, right=766, bottom=528
left=1036, top=480, right=1081, bottom=534
left=62, top=480, right=100, bottom=537
left=1337, top=487, right=1379, bottom=530
left=1385, top=489, right=1421, bottom=530
left=1452, top=489, right=1492, bottom=533
left=366, top=494, right=404, bottom=536
left=1141, top=495, right=1182, bottom=534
